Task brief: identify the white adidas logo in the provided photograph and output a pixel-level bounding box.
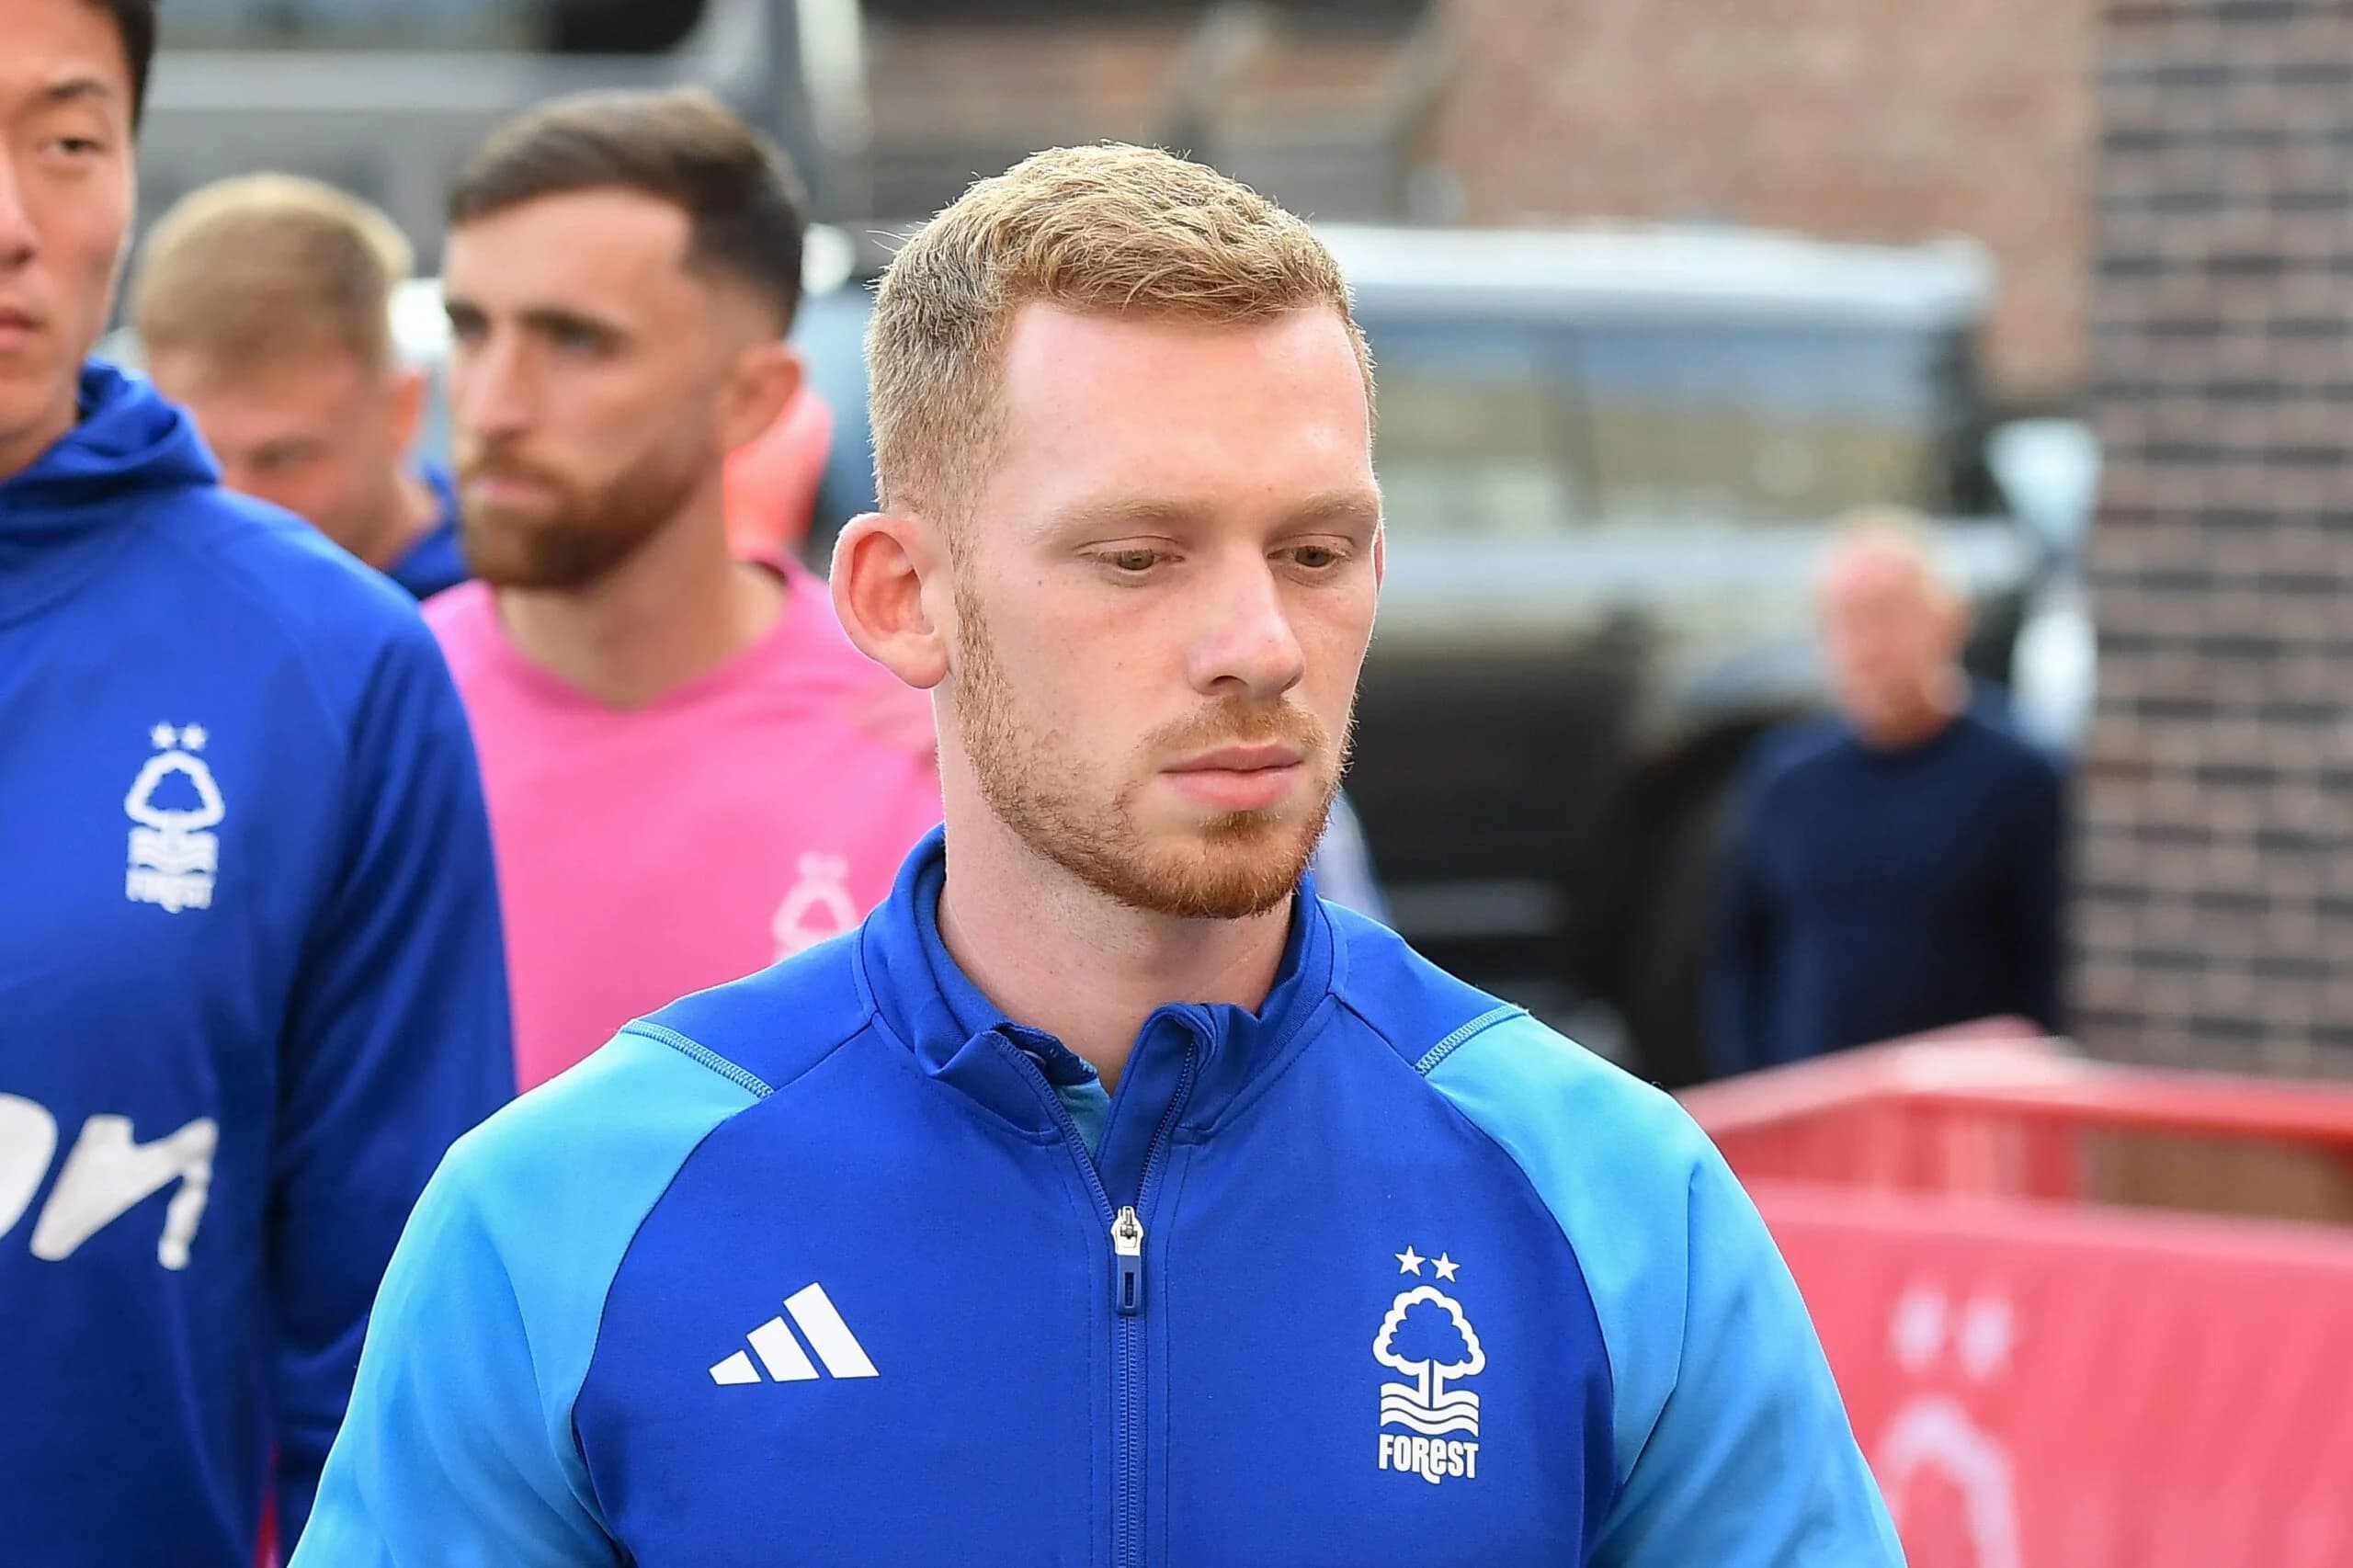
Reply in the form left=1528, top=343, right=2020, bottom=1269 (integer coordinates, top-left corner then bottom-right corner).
left=710, top=1283, right=880, bottom=1385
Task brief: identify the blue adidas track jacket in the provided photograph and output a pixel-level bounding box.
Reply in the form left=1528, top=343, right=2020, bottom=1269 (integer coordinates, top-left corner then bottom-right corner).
left=0, top=364, right=513, bottom=1564
left=301, top=828, right=1897, bottom=1565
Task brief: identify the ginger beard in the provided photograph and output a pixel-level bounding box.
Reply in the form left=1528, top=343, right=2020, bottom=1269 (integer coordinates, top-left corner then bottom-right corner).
left=949, top=567, right=1344, bottom=920
left=457, top=433, right=706, bottom=590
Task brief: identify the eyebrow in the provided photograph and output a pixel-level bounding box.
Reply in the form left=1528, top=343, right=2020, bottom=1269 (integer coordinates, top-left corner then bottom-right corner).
left=40, top=77, right=117, bottom=108
left=1047, top=488, right=1384, bottom=536
left=445, top=298, right=631, bottom=346
left=1285, top=488, right=1386, bottom=529
left=252, top=436, right=327, bottom=461
left=517, top=305, right=627, bottom=342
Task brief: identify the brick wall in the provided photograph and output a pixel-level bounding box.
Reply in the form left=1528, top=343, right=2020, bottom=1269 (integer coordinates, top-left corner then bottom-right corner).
left=1427, top=0, right=2097, bottom=400
left=2075, top=2, right=2353, bottom=1075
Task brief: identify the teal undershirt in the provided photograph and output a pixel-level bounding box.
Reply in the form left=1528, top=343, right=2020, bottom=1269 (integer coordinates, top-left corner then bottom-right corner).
left=1054, top=1077, right=1113, bottom=1156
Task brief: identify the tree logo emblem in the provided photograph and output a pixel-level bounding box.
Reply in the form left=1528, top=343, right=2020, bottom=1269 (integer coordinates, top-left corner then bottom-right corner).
left=123, top=724, right=225, bottom=915
left=1374, top=1284, right=1485, bottom=1439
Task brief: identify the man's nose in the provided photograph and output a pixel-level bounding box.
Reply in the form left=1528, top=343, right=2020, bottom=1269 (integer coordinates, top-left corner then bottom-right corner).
left=1187, top=553, right=1307, bottom=703
left=0, top=158, right=39, bottom=267
left=453, top=335, right=535, bottom=441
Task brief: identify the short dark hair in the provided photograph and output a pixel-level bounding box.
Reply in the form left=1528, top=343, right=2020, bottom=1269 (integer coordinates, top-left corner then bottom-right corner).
left=448, top=87, right=806, bottom=333
left=86, top=0, right=157, bottom=129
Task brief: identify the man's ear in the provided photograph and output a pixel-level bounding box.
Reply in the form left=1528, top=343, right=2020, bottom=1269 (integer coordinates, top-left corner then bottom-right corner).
left=832, top=511, right=950, bottom=691
left=720, top=339, right=803, bottom=456
left=386, top=365, right=428, bottom=455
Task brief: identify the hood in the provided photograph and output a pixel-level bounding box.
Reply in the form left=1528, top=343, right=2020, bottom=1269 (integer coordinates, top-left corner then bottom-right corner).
left=0, top=360, right=219, bottom=624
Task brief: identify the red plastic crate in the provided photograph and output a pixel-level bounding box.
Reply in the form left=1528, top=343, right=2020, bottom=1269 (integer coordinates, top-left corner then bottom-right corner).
left=1681, top=1035, right=2353, bottom=1568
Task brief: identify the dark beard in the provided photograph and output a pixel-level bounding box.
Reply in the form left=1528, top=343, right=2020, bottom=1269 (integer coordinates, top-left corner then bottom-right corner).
left=458, top=444, right=705, bottom=590
left=949, top=569, right=1341, bottom=921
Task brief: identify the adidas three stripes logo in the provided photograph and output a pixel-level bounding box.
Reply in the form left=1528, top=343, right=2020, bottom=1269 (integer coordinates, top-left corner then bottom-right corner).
left=710, top=1283, right=880, bottom=1385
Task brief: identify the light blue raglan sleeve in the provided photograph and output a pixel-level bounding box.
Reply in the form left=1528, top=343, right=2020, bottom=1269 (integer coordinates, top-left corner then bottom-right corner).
left=1425, top=1015, right=1902, bottom=1566
left=290, top=1028, right=760, bottom=1567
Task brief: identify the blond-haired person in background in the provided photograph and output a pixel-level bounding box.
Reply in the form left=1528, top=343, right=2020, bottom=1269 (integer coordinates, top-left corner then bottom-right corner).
left=133, top=173, right=466, bottom=597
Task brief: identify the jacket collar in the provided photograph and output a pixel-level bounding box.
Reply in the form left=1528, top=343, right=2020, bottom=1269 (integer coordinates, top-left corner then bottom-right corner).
left=858, top=827, right=1340, bottom=1177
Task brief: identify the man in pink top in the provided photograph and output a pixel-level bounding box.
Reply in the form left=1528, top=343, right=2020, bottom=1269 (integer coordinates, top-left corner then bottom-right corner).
left=426, top=88, right=940, bottom=1089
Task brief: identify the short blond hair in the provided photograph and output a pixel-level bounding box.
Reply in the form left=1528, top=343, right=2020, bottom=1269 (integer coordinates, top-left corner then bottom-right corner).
left=132, top=174, right=413, bottom=372
left=867, top=142, right=1370, bottom=523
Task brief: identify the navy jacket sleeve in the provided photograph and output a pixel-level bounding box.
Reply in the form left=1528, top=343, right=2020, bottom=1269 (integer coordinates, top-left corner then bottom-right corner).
left=2005, top=748, right=2067, bottom=1036
left=1709, top=766, right=1777, bottom=1079
left=268, top=619, right=515, bottom=1543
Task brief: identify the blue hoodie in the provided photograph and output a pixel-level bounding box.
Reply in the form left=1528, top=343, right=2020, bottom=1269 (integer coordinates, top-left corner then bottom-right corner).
left=0, top=364, right=514, bottom=1565
left=387, top=462, right=469, bottom=601
left=300, top=826, right=1895, bottom=1565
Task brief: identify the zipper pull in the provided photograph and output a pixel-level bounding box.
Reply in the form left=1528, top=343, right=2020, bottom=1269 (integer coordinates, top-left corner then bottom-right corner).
left=1111, top=1205, right=1144, bottom=1316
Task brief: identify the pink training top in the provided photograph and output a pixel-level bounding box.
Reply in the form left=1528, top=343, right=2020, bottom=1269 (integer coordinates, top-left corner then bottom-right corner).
left=428, top=560, right=943, bottom=1090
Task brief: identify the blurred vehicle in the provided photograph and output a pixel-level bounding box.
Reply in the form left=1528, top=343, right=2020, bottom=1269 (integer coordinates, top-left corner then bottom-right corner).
left=107, top=219, right=2089, bottom=1086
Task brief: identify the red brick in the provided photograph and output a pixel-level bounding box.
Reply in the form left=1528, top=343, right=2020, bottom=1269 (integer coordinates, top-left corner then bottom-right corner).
left=1428, top=0, right=2097, bottom=398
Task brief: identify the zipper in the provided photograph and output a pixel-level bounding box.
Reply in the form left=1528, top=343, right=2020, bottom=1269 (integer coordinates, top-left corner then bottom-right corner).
left=1111, top=1205, right=1145, bottom=1315
left=1111, top=1038, right=1198, bottom=1568
left=996, top=1025, right=1199, bottom=1568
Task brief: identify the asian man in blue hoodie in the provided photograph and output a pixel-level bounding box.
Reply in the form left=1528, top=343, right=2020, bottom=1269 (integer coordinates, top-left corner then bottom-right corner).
left=0, top=3, right=514, bottom=1563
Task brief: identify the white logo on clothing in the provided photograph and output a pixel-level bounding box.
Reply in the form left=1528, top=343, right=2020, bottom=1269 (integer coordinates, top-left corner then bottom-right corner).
left=0, top=1095, right=217, bottom=1269
left=1874, top=1282, right=2023, bottom=1568
left=770, top=853, right=858, bottom=960
left=710, top=1282, right=881, bottom=1385
left=1374, top=1247, right=1484, bottom=1483
left=125, top=724, right=223, bottom=914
